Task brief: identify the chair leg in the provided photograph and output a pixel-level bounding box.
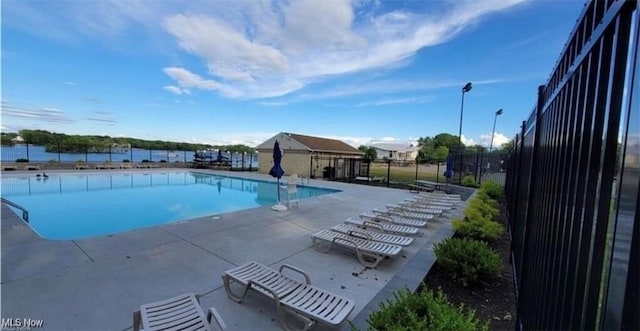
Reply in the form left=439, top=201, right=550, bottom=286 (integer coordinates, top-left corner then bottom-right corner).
left=311, top=237, right=333, bottom=253
left=279, top=306, right=316, bottom=331
left=354, top=247, right=383, bottom=268
left=222, top=275, right=250, bottom=303
left=133, top=310, right=141, bottom=331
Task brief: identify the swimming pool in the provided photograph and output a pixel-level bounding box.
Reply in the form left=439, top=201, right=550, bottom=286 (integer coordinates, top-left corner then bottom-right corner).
left=0, top=171, right=340, bottom=240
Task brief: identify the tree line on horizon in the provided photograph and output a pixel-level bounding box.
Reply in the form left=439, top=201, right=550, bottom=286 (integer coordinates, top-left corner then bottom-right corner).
left=359, top=133, right=512, bottom=163
left=0, top=130, right=256, bottom=154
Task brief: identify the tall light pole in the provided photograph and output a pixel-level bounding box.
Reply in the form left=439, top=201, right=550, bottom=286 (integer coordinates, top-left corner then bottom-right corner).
left=489, top=108, right=503, bottom=152
left=457, top=82, right=472, bottom=183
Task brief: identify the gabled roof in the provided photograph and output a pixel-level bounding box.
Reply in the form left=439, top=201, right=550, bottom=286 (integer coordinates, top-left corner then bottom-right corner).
left=256, top=132, right=362, bottom=155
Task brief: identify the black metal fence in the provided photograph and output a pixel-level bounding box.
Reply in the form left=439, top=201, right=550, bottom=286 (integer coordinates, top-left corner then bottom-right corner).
left=447, top=150, right=509, bottom=187
left=1, top=143, right=258, bottom=170
left=313, top=152, right=508, bottom=189
left=505, top=1, right=638, bottom=330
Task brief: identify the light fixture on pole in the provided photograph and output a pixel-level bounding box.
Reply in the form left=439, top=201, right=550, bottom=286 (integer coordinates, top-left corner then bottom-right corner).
left=489, top=108, right=503, bottom=152
left=457, top=82, right=472, bottom=183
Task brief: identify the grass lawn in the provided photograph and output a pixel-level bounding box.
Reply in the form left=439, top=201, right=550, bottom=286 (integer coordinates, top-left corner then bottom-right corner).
left=368, top=162, right=448, bottom=184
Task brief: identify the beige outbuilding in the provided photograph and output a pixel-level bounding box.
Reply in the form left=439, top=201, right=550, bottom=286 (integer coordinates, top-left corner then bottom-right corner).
left=256, top=132, right=364, bottom=179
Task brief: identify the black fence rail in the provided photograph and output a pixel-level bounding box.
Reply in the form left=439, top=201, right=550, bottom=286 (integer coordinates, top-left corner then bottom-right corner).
left=1, top=143, right=258, bottom=171
left=505, top=1, right=639, bottom=330
left=314, top=151, right=508, bottom=191
left=446, top=150, right=509, bottom=187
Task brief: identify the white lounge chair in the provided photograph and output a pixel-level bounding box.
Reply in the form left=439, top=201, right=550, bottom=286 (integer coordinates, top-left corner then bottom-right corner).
left=402, top=198, right=457, bottom=209
left=387, top=203, right=447, bottom=214
left=133, top=292, right=227, bottom=331
left=344, top=216, right=419, bottom=236
left=311, top=229, right=403, bottom=268
left=74, top=162, right=89, bottom=170
left=363, top=210, right=428, bottom=227
left=331, top=223, right=414, bottom=246
left=222, top=261, right=355, bottom=331
left=370, top=208, right=434, bottom=227
left=416, top=192, right=462, bottom=200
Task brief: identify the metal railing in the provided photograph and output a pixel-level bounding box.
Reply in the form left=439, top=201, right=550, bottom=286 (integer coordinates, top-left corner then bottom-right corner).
left=1, top=143, right=259, bottom=170
left=1, top=197, right=29, bottom=222
left=505, top=1, right=639, bottom=330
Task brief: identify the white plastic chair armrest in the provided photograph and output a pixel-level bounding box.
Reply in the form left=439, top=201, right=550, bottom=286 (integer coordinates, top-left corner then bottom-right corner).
left=279, top=264, right=311, bottom=284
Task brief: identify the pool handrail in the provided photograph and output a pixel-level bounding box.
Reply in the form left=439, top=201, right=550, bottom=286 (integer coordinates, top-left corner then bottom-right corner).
left=1, top=197, right=29, bottom=222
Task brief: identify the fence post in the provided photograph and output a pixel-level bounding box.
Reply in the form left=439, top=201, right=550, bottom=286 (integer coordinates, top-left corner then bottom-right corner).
left=386, top=152, right=392, bottom=187
left=517, top=86, right=545, bottom=328
left=57, top=142, right=61, bottom=163
left=26, top=143, right=30, bottom=161
left=475, top=151, right=481, bottom=185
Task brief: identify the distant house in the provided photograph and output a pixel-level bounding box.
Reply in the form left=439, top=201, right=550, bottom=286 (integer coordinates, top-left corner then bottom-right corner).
left=370, top=143, right=419, bottom=161
left=11, top=136, right=24, bottom=143
left=256, top=132, right=363, bottom=179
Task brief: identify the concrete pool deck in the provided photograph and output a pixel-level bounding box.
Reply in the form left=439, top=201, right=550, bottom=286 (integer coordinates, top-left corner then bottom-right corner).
left=1, top=169, right=469, bottom=331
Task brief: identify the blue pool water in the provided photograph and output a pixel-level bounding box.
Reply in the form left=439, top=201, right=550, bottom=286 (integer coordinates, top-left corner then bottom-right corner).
left=1, top=171, right=339, bottom=240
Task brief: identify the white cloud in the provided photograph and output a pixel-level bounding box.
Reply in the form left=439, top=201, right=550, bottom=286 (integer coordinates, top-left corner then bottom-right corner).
left=484, top=132, right=510, bottom=148
left=1, top=102, right=75, bottom=124
left=355, top=96, right=434, bottom=107
left=162, top=67, right=221, bottom=93
left=163, top=85, right=183, bottom=95
left=461, top=135, right=476, bottom=147
left=492, top=133, right=510, bottom=148
left=5, top=0, right=527, bottom=99
left=160, top=0, right=526, bottom=99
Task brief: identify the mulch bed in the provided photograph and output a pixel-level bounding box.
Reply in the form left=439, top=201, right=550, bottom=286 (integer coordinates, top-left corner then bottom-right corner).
left=422, top=200, right=517, bottom=330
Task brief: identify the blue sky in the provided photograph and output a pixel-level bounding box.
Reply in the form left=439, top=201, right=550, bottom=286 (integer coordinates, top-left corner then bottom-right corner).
left=1, top=0, right=586, bottom=148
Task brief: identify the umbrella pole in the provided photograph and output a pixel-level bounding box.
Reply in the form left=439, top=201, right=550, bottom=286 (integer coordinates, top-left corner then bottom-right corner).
left=272, top=178, right=287, bottom=211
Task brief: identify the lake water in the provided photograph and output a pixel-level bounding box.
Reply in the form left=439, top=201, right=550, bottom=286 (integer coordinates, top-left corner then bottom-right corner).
left=1, top=144, right=258, bottom=167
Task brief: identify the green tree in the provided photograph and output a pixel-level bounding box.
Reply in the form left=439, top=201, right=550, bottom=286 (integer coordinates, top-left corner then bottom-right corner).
left=6, top=129, right=258, bottom=153
left=0, top=132, right=19, bottom=145
left=433, top=146, right=449, bottom=161
left=418, top=133, right=461, bottom=162
left=433, top=133, right=460, bottom=150
left=358, top=145, right=377, bottom=163
left=500, top=140, right=514, bottom=151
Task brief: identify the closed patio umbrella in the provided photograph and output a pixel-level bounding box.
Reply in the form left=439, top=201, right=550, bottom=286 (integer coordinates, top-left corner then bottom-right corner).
left=269, top=140, right=286, bottom=211
left=444, top=154, right=454, bottom=180
left=444, top=154, right=454, bottom=192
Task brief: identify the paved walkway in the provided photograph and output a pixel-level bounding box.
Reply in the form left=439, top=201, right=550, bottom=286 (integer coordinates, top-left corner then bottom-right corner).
left=1, top=169, right=467, bottom=331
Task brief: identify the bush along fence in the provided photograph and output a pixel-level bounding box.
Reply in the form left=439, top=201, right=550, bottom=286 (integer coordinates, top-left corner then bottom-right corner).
left=354, top=182, right=505, bottom=330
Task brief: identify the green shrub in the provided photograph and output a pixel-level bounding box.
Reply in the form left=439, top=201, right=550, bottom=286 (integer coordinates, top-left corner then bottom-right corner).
left=479, top=181, right=504, bottom=200
left=15, top=158, right=29, bottom=163
left=452, top=217, right=504, bottom=242
left=366, top=287, right=489, bottom=331
left=462, top=175, right=479, bottom=187
left=474, top=192, right=499, bottom=213
left=434, top=237, right=502, bottom=286
left=467, top=197, right=498, bottom=220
